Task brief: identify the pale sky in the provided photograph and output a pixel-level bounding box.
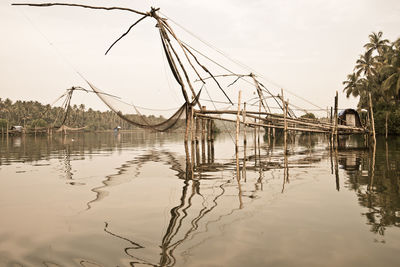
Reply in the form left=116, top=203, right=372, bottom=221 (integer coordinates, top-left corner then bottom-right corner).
left=1, top=0, right=399, bottom=117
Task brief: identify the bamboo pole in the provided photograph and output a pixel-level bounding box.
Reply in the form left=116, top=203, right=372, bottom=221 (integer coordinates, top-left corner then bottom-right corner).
left=200, top=109, right=356, bottom=130
left=284, top=100, right=289, bottom=155
left=190, top=107, right=195, bottom=167
left=243, top=102, right=247, bottom=146
left=236, top=91, right=242, bottom=183
left=201, top=107, right=206, bottom=164
left=257, top=93, right=261, bottom=156
left=236, top=91, right=242, bottom=153
left=184, top=106, right=191, bottom=143
left=195, top=115, right=200, bottom=144
left=368, top=93, right=376, bottom=144
left=385, top=111, right=388, bottom=140
left=334, top=92, right=338, bottom=147
left=242, top=102, right=247, bottom=182
left=281, top=89, right=288, bottom=155
left=195, top=113, right=333, bottom=134
left=254, top=118, right=257, bottom=165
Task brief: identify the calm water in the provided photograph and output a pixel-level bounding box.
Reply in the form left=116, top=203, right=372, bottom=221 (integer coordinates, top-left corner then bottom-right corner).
left=0, top=132, right=399, bottom=266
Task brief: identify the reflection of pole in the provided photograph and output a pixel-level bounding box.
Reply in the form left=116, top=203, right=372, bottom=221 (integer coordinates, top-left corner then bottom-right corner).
left=385, top=141, right=389, bottom=171
left=282, top=152, right=289, bottom=193
left=334, top=144, right=340, bottom=191
left=368, top=141, right=376, bottom=191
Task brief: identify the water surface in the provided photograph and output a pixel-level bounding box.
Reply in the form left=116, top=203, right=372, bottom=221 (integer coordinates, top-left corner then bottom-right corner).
left=0, top=132, right=399, bottom=266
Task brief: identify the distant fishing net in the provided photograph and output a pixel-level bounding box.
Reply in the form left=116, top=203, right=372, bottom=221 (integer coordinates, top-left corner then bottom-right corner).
left=86, top=81, right=196, bottom=132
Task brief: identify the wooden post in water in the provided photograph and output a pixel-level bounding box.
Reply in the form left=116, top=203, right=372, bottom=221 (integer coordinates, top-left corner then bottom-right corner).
left=334, top=91, right=338, bottom=147
left=281, top=89, right=288, bottom=155
left=330, top=106, right=333, bottom=148
left=210, top=119, right=215, bottom=162
left=257, top=94, right=261, bottom=155
left=184, top=105, right=191, bottom=143
left=190, top=107, right=195, bottom=168
left=284, top=100, right=289, bottom=155
left=201, top=106, right=206, bottom=164
left=243, top=102, right=247, bottom=147
left=235, top=91, right=242, bottom=153
left=368, top=93, right=376, bottom=145
left=235, top=91, right=242, bottom=181
left=243, top=102, right=247, bottom=182
left=195, top=115, right=200, bottom=165
left=195, top=114, right=200, bottom=144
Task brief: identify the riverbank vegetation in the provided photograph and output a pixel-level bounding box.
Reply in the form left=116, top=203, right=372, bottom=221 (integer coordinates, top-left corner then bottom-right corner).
left=0, top=98, right=166, bottom=131
left=343, top=31, right=400, bottom=136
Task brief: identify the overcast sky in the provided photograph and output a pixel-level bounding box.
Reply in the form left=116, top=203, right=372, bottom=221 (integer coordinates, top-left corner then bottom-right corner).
left=1, top=0, right=399, bottom=116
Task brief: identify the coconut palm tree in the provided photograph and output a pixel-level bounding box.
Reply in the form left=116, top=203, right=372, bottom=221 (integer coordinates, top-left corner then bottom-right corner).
left=380, top=48, right=400, bottom=100
left=364, top=31, right=389, bottom=56
left=355, top=50, right=377, bottom=78
left=343, top=73, right=360, bottom=97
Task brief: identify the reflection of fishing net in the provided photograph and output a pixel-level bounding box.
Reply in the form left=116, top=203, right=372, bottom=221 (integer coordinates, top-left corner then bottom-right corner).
left=86, top=82, right=197, bottom=132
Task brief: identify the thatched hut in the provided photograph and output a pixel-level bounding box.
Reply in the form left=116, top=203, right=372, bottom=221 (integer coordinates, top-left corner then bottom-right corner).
left=338, top=109, right=363, bottom=127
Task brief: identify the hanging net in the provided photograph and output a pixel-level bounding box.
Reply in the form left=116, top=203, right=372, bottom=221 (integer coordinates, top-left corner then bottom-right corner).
left=86, top=81, right=200, bottom=132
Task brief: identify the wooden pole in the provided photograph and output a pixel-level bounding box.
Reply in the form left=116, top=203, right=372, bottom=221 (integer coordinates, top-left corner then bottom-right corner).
left=258, top=93, right=261, bottom=145
left=243, top=102, right=247, bottom=147
left=368, top=93, right=376, bottom=144
left=334, top=92, right=338, bottom=146
left=190, top=107, right=195, bottom=167
left=281, top=89, right=288, bottom=155
left=201, top=106, right=206, bottom=164
left=236, top=91, right=242, bottom=153
left=284, top=100, right=288, bottom=155
left=236, top=91, right=242, bottom=182
left=243, top=102, right=247, bottom=182
left=385, top=111, right=388, bottom=140
left=207, top=119, right=211, bottom=142
left=195, top=115, right=200, bottom=144
left=184, top=105, right=191, bottom=143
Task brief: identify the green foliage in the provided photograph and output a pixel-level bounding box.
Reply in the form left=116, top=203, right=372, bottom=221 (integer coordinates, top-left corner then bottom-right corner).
left=0, top=98, right=170, bottom=132
left=0, top=118, right=8, bottom=130
left=300, top=113, right=316, bottom=119
left=343, top=32, right=400, bottom=135
left=30, top=118, right=48, bottom=128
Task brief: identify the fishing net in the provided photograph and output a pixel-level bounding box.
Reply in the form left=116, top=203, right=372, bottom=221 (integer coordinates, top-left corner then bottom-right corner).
left=86, top=81, right=200, bottom=132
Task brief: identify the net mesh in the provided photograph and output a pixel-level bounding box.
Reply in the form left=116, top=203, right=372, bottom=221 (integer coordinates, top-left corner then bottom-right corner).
left=86, top=81, right=200, bottom=132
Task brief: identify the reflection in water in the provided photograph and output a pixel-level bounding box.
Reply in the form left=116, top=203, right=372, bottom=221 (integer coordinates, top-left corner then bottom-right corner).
left=2, top=133, right=400, bottom=266
left=94, top=134, right=337, bottom=266
left=339, top=138, right=400, bottom=240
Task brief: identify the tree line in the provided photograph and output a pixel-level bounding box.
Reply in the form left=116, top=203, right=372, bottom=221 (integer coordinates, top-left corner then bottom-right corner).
left=343, top=31, right=400, bottom=136
left=0, top=98, right=167, bottom=131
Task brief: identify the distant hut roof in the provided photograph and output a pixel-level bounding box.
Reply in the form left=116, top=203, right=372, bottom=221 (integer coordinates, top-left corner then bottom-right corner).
left=338, top=109, right=363, bottom=127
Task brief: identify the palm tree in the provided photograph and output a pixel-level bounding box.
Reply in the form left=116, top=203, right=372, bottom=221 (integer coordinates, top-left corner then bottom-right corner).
left=355, top=50, right=377, bottom=78
left=380, top=49, right=400, bottom=99
left=343, top=73, right=360, bottom=97
left=364, top=31, right=389, bottom=56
